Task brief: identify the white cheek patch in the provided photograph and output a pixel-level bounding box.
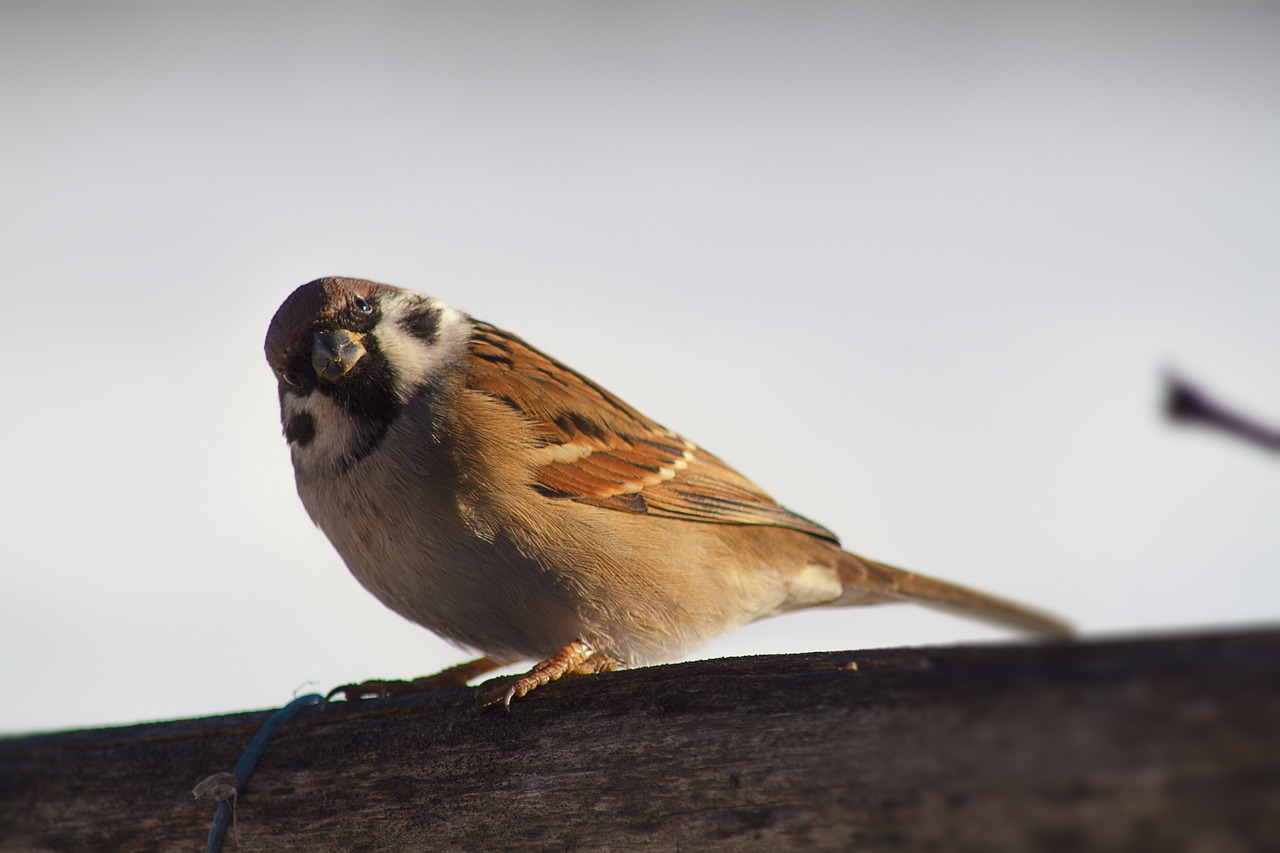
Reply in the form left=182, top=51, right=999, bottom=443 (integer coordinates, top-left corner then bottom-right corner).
left=283, top=391, right=364, bottom=477
left=375, top=294, right=472, bottom=402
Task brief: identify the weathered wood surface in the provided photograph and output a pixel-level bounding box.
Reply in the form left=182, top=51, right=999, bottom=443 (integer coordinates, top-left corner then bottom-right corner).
left=3, top=628, right=1278, bottom=852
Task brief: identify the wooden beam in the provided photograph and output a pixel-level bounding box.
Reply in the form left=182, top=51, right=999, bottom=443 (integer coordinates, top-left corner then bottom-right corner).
left=3, top=628, right=1278, bottom=851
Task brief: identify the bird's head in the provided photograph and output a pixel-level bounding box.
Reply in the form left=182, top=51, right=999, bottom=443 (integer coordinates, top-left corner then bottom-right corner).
left=264, top=277, right=470, bottom=474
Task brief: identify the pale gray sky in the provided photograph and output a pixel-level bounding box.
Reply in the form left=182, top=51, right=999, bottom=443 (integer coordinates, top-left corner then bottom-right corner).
left=3, top=2, right=1278, bottom=732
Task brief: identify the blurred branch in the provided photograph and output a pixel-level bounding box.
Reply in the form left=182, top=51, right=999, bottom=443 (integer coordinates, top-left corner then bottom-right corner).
left=1165, top=372, right=1280, bottom=454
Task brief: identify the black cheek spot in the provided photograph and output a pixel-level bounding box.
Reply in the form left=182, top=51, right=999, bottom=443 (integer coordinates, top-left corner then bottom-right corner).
left=400, top=305, right=441, bottom=344
left=284, top=412, right=317, bottom=447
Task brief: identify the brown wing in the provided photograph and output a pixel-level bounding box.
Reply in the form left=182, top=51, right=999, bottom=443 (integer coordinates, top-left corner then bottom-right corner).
left=465, top=321, right=839, bottom=543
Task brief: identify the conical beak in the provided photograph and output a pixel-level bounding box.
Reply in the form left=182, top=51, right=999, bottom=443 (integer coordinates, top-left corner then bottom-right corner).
left=312, top=329, right=366, bottom=382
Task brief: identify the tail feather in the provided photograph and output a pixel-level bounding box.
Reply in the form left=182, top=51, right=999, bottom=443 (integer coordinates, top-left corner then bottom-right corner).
left=835, top=552, right=1073, bottom=638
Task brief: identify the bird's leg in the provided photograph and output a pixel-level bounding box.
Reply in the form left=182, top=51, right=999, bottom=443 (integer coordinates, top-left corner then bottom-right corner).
left=476, top=640, right=620, bottom=710
left=328, top=655, right=517, bottom=701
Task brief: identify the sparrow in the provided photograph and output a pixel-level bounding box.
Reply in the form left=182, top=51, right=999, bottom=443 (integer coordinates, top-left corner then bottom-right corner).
left=265, top=277, right=1070, bottom=708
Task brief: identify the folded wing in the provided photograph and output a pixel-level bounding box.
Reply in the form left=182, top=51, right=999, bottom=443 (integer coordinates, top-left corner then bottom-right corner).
left=466, top=322, right=838, bottom=542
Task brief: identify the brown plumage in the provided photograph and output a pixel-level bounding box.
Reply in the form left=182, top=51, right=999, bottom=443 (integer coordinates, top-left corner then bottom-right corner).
left=266, top=277, right=1070, bottom=708
left=467, top=321, right=839, bottom=539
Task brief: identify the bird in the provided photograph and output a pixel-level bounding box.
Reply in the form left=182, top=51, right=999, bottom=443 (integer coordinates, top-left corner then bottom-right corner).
left=265, top=277, right=1070, bottom=708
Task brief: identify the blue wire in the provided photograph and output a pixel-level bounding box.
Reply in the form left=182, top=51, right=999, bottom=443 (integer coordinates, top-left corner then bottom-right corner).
left=206, top=693, right=325, bottom=853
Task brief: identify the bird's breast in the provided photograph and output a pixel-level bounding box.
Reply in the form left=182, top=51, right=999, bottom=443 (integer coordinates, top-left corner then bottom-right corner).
left=293, top=440, right=588, bottom=660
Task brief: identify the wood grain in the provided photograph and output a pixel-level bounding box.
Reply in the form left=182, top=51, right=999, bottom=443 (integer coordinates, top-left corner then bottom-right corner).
left=3, top=628, right=1278, bottom=851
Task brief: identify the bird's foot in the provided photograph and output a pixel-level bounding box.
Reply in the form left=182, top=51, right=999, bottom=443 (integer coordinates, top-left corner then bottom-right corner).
left=327, top=655, right=514, bottom=701
left=476, top=641, right=620, bottom=710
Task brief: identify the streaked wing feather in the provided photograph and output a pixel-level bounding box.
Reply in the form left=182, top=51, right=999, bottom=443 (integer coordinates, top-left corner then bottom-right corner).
left=465, top=322, right=838, bottom=543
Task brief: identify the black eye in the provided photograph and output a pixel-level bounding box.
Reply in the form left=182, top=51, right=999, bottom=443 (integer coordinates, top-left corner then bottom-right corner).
left=354, top=295, right=372, bottom=313
left=281, top=369, right=301, bottom=387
